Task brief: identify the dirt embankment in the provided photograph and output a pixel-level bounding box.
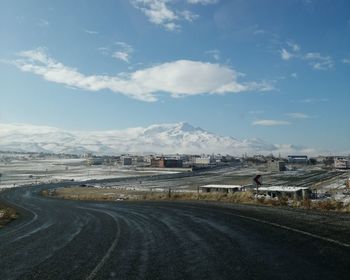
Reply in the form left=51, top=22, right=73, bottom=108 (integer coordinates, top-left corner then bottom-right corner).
left=0, top=204, right=17, bottom=228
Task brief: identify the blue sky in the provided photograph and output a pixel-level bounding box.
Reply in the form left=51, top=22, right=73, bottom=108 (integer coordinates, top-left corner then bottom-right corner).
left=0, top=0, right=349, bottom=152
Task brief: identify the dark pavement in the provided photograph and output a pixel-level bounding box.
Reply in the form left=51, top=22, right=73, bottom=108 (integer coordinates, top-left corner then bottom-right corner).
left=1, top=185, right=350, bottom=280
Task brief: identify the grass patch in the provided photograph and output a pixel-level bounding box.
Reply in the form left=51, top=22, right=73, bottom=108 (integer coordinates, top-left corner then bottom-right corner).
left=310, top=200, right=344, bottom=211
left=42, top=187, right=350, bottom=212
left=42, top=187, right=145, bottom=201
left=43, top=187, right=257, bottom=203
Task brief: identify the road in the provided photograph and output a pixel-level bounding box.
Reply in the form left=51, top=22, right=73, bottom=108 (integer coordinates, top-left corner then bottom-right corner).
left=1, top=184, right=350, bottom=280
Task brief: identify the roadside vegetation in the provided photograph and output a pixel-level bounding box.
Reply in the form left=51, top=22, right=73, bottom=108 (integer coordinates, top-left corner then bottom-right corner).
left=0, top=204, right=17, bottom=228
left=43, top=187, right=350, bottom=212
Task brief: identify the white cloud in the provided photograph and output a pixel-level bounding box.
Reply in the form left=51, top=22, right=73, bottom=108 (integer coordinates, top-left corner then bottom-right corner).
left=291, top=72, right=297, bottom=79
left=285, top=112, right=310, bottom=119
left=179, top=10, right=198, bottom=22
left=280, top=48, right=293, bottom=60
left=130, top=0, right=217, bottom=31
left=112, top=52, right=130, bottom=63
left=84, top=29, right=98, bottom=35
left=279, top=41, right=300, bottom=61
left=205, top=49, right=220, bottom=61
left=163, top=22, right=179, bottom=31
left=113, top=42, right=134, bottom=63
left=342, top=58, right=350, bottom=64
left=38, top=19, right=49, bottom=27
left=252, top=120, right=291, bottom=126
left=115, top=42, right=133, bottom=52
left=131, top=0, right=181, bottom=31
left=99, top=42, right=134, bottom=63
left=187, top=0, right=218, bottom=4
left=98, top=47, right=110, bottom=56
left=303, top=52, right=334, bottom=70
left=287, top=41, right=300, bottom=52
left=279, top=41, right=334, bottom=71
left=11, top=48, right=272, bottom=102
left=253, top=29, right=266, bottom=35
left=299, top=98, right=329, bottom=104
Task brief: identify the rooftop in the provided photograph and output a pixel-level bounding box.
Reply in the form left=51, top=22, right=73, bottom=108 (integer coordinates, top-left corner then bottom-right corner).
left=200, top=184, right=243, bottom=189
left=259, top=186, right=310, bottom=192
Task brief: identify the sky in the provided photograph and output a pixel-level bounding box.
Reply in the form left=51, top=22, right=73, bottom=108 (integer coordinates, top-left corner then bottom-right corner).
left=0, top=0, right=349, bottom=153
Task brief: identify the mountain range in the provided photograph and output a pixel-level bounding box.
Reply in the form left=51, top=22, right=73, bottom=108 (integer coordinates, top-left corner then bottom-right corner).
left=0, top=122, right=315, bottom=156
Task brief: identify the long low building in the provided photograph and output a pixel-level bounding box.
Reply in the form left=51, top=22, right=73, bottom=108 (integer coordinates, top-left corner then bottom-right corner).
left=150, top=158, right=183, bottom=168
left=288, top=155, right=308, bottom=164
left=258, top=186, right=311, bottom=200
left=200, top=184, right=244, bottom=193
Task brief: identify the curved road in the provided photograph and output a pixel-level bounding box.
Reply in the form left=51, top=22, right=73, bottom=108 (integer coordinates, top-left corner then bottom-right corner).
left=1, top=184, right=350, bottom=280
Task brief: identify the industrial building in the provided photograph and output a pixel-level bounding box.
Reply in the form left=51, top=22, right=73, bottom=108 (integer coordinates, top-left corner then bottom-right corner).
left=258, top=186, right=311, bottom=200
left=334, top=157, right=350, bottom=169
left=151, top=158, right=183, bottom=168
left=121, top=156, right=133, bottom=166
left=267, top=159, right=286, bottom=172
left=200, top=184, right=244, bottom=193
left=288, top=155, right=308, bottom=164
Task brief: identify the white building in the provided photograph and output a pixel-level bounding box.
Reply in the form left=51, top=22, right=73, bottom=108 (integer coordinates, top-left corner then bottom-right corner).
left=334, top=157, right=350, bottom=169
left=258, top=186, right=311, bottom=200
left=200, top=184, right=244, bottom=193
left=193, top=156, right=215, bottom=166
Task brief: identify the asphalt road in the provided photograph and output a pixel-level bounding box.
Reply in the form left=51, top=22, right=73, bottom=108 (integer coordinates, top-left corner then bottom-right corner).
left=1, top=185, right=350, bottom=280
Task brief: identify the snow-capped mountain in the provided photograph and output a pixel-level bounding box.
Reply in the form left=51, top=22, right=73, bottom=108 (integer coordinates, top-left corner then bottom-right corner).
left=0, top=122, right=314, bottom=156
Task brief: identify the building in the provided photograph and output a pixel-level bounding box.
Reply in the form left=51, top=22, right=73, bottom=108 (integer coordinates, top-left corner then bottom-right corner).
left=194, top=156, right=214, bottom=165
left=86, top=157, right=104, bottom=165
left=151, top=158, right=183, bottom=168
left=200, top=184, right=244, bottom=193
left=267, top=159, right=286, bottom=172
left=121, top=156, right=133, bottom=166
left=334, top=157, right=350, bottom=169
left=258, top=186, right=311, bottom=200
left=151, top=158, right=163, bottom=168
left=346, top=179, right=350, bottom=188
left=288, top=155, right=308, bottom=164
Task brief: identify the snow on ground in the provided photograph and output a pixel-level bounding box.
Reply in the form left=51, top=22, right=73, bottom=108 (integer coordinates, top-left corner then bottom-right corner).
left=333, top=194, right=350, bottom=206
left=322, top=182, right=347, bottom=190
left=0, top=157, right=181, bottom=189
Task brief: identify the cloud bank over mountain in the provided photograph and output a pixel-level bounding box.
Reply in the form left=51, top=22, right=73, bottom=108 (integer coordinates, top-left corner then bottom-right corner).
left=0, top=122, right=316, bottom=156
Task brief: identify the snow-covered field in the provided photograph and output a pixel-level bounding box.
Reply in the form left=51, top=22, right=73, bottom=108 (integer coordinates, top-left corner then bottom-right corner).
left=0, top=157, right=178, bottom=190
